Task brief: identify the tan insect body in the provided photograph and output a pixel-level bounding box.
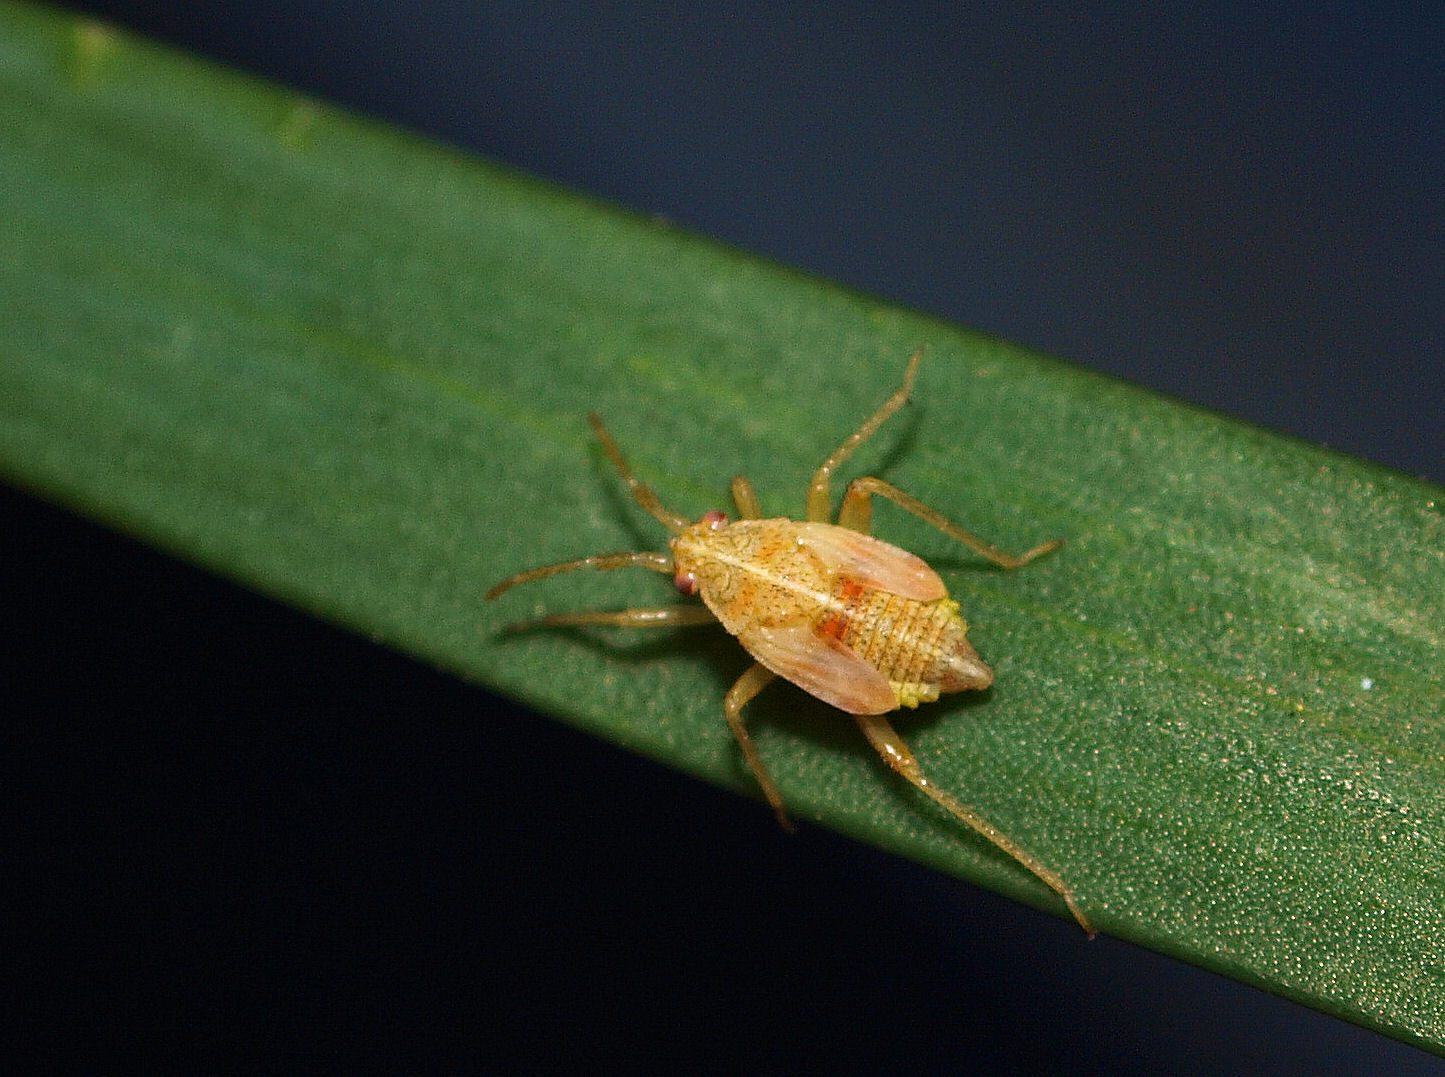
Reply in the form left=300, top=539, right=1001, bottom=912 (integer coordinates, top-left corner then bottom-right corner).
left=488, top=350, right=1093, bottom=935
left=672, top=517, right=992, bottom=715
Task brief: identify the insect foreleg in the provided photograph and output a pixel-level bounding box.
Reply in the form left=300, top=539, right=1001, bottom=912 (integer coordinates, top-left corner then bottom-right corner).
left=730, top=475, right=762, bottom=519
left=485, top=551, right=673, bottom=600
left=837, top=477, right=1061, bottom=568
left=853, top=713, right=1094, bottom=936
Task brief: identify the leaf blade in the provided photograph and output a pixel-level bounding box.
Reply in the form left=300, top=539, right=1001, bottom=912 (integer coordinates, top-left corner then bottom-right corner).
left=3, top=3, right=1444, bottom=1052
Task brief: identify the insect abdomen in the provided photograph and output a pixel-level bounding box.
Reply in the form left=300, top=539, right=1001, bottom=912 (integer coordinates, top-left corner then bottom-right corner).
left=820, top=578, right=993, bottom=708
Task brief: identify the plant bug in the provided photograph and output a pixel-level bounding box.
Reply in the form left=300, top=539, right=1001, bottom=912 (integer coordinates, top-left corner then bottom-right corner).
left=488, top=350, right=1092, bottom=935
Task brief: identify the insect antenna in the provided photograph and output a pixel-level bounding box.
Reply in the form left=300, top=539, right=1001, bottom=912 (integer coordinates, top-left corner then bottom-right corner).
left=589, top=413, right=692, bottom=534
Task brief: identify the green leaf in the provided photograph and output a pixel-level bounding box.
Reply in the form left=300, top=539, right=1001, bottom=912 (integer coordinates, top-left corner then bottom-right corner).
left=4, top=2, right=1444, bottom=1052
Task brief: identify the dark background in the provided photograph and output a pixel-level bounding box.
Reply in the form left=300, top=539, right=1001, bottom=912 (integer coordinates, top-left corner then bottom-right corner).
left=11, top=2, right=1444, bottom=1071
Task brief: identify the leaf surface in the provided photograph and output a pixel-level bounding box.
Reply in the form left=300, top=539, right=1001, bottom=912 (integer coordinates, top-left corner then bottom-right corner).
left=3, top=3, right=1443, bottom=1051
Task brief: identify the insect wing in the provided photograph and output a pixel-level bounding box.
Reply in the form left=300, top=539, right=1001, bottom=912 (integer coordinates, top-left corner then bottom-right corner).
left=744, top=622, right=897, bottom=716
left=795, top=522, right=946, bottom=601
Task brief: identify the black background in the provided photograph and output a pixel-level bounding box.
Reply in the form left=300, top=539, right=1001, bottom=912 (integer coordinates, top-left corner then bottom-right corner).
left=11, top=3, right=1444, bottom=1071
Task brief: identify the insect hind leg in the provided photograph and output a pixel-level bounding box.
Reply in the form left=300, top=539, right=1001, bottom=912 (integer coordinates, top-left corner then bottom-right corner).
left=853, top=713, right=1094, bottom=935
left=837, top=477, right=1060, bottom=568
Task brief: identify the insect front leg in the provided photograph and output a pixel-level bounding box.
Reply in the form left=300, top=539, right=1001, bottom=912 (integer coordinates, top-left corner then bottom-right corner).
left=730, top=475, right=762, bottom=520
left=722, top=663, right=790, bottom=830
left=805, top=348, right=923, bottom=522
left=836, top=477, right=1061, bottom=568
left=853, top=713, right=1094, bottom=935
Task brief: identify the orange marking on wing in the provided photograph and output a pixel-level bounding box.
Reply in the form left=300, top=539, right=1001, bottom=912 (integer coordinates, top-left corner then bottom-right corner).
left=816, top=576, right=866, bottom=643
left=794, top=522, right=945, bottom=601
left=744, top=622, right=896, bottom=715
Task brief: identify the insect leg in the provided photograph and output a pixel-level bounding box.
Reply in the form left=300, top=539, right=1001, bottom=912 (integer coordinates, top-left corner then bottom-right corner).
left=525, top=606, right=718, bottom=629
left=730, top=475, right=762, bottom=519
left=723, top=663, right=790, bottom=830
left=837, top=477, right=1061, bottom=568
left=805, top=348, right=923, bottom=522
left=853, top=713, right=1095, bottom=935
left=486, top=551, right=673, bottom=600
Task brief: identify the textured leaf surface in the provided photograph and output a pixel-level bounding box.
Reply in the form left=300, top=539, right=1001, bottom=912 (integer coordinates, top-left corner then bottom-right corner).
left=3, top=3, right=1443, bottom=1050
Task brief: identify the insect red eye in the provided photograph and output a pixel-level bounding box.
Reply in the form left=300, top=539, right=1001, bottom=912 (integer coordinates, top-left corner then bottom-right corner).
left=674, top=571, right=698, bottom=596
left=702, top=509, right=728, bottom=529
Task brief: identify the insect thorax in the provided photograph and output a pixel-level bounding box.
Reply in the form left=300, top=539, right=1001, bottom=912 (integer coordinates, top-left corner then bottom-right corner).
left=672, top=518, right=834, bottom=635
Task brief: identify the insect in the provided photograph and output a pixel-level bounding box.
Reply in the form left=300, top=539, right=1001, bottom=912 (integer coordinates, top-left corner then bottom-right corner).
left=488, top=350, right=1093, bottom=934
